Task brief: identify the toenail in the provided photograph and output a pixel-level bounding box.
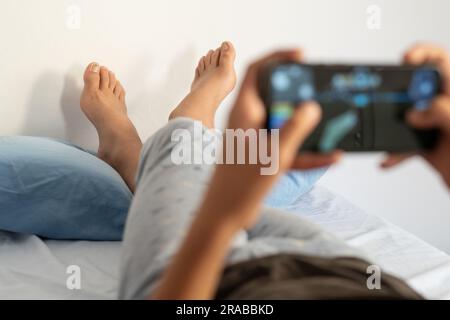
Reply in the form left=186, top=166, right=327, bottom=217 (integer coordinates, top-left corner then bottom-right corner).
left=90, top=63, right=100, bottom=73
left=221, top=42, right=229, bottom=51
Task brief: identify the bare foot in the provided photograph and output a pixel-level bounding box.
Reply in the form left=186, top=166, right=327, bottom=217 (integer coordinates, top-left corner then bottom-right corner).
left=80, top=62, right=142, bottom=191
left=169, top=41, right=236, bottom=128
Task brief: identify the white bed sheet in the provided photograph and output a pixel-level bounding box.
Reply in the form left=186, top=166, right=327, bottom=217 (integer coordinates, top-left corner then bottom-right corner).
left=0, top=186, right=449, bottom=299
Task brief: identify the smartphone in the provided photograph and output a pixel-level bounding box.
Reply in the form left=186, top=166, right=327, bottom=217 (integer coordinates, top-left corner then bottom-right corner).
left=259, top=63, right=442, bottom=152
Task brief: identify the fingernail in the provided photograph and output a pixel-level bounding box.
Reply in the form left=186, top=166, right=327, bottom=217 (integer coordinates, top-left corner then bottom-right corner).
left=221, top=42, right=229, bottom=51
left=90, top=63, right=100, bottom=73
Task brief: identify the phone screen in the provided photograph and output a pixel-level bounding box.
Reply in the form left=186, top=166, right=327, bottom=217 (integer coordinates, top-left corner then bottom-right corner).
left=265, top=64, right=440, bottom=152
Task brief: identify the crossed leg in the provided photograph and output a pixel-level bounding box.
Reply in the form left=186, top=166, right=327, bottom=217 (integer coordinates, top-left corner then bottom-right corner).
left=80, top=41, right=236, bottom=191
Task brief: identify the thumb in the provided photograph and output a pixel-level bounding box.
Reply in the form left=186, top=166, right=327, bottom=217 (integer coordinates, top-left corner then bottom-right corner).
left=407, top=96, right=450, bottom=133
left=279, top=102, right=321, bottom=158
left=407, top=109, right=437, bottom=129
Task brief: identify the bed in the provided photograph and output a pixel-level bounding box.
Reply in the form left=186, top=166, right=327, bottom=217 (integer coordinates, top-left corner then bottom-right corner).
left=1, top=185, right=449, bottom=299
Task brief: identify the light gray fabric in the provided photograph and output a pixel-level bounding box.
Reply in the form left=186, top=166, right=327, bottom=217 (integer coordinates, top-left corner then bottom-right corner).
left=118, top=118, right=365, bottom=300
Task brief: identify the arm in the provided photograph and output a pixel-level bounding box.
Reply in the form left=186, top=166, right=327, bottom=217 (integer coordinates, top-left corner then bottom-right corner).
left=151, top=50, right=340, bottom=300
left=151, top=205, right=239, bottom=300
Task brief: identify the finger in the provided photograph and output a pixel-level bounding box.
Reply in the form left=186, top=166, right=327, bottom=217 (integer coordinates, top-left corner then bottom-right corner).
left=251, top=49, right=303, bottom=69
left=404, top=43, right=450, bottom=94
left=380, top=153, right=414, bottom=169
left=278, top=102, right=321, bottom=164
left=404, top=43, right=450, bottom=68
left=240, top=49, right=303, bottom=94
left=431, top=96, right=450, bottom=132
left=292, top=151, right=342, bottom=170
left=406, top=109, right=438, bottom=129
left=229, top=49, right=305, bottom=131
left=407, top=96, right=450, bottom=132
left=404, top=44, right=447, bottom=64
left=231, top=49, right=304, bottom=130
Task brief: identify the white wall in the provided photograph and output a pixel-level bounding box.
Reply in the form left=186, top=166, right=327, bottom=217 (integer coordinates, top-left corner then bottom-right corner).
left=1, top=0, right=450, bottom=251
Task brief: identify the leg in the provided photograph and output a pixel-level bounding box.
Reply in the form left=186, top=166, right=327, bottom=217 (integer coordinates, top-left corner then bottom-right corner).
left=80, top=63, right=142, bottom=191
left=169, top=41, right=236, bottom=128
left=80, top=41, right=236, bottom=190
left=118, top=43, right=237, bottom=299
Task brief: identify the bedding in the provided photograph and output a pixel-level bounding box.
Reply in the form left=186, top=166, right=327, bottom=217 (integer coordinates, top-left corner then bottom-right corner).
left=0, top=136, right=321, bottom=240
left=0, top=185, right=449, bottom=299
left=0, top=136, right=132, bottom=240
left=264, top=168, right=327, bottom=207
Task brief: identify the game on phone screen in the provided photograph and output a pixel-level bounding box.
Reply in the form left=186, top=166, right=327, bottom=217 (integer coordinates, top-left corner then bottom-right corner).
left=266, top=64, right=440, bottom=152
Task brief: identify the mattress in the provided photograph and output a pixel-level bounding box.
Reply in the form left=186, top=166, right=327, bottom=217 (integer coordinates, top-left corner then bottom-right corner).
left=0, top=186, right=449, bottom=299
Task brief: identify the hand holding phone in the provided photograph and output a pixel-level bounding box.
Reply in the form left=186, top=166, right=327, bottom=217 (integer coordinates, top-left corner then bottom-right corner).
left=381, top=44, right=450, bottom=189
left=259, top=62, right=442, bottom=152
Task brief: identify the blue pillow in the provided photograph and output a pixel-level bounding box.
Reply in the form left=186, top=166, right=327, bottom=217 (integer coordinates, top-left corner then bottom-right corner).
left=264, top=168, right=327, bottom=208
left=0, top=136, right=132, bottom=240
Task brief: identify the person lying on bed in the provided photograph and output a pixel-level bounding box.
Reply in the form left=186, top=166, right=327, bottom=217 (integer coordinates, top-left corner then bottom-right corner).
left=79, top=40, right=437, bottom=299
left=78, top=45, right=324, bottom=206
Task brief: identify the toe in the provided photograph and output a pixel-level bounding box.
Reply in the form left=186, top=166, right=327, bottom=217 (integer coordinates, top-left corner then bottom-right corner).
left=100, top=66, right=110, bottom=90
left=114, top=81, right=122, bottom=98
left=218, top=41, right=236, bottom=69
left=196, top=59, right=202, bottom=74
left=205, top=50, right=214, bottom=69
left=198, top=56, right=206, bottom=72
left=83, top=62, right=101, bottom=90
left=113, top=81, right=125, bottom=101
left=108, top=71, right=117, bottom=90
left=211, top=48, right=220, bottom=67
left=194, top=66, right=200, bottom=81
left=118, top=84, right=126, bottom=101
